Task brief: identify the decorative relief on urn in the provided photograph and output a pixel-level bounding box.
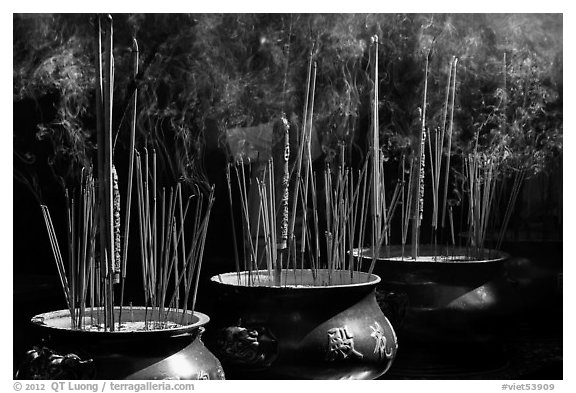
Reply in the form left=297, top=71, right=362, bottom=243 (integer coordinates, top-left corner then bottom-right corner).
left=326, top=326, right=364, bottom=361
left=215, top=324, right=278, bottom=367
left=16, top=347, right=95, bottom=380
left=370, top=321, right=395, bottom=360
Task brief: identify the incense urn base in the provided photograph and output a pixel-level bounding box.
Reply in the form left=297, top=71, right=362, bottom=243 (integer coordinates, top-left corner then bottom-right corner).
left=15, top=307, right=225, bottom=380
left=206, top=269, right=397, bottom=380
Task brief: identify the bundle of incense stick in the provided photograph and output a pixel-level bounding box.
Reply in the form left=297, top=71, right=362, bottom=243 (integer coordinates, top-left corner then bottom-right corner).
left=287, top=53, right=317, bottom=271
left=407, top=51, right=527, bottom=260
left=295, top=143, right=405, bottom=283
left=366, top=151, right=403, bottom=273
left=369, top=35, right=383, bottom=268
left=365, top=35, right=406, bottom=268
left=227, top=152, right=376, bottom=286
left=407, top=53, right=430, bottom=260
left=118, top=38, right=139, bottom=324
left=400, top=155, right=415, bottom=259
left=256, top=160, right=278, bottom=282
left=440, top=58, right=458, bottom=235
left=41, top=16, right=217, bottom=330
left=42, top=168, right=99, bottom=330
left=227, top=159, right=259, bottom=285
left=427, top=56, right=456, bottom=247
left=496, top=169, right=525, bottom=250
left=94, top=14, right=115, bottom=330
left=224, top=53, right=313, bottom=287
left=321, top=155, right=371, bottom=282
left=463, top=152, right=496, bottom=257
left=41, top=163, right=215, bottom=330
left=227, top=157, right=276, bottom=286
left=225, top=38, right=401, bottom=286
left=273, top=115, right=290, bottom=286
left=134, top=148, right=215, bottom=327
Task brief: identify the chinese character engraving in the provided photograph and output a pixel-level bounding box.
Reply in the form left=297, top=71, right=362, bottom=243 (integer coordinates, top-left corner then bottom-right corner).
left=326, top=326, right=363, bottom=361
left=370, top=321, right=394, bottom=360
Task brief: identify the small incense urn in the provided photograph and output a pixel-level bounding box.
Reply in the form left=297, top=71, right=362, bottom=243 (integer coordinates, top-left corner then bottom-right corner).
left=206, top=269, right=398, bottom=379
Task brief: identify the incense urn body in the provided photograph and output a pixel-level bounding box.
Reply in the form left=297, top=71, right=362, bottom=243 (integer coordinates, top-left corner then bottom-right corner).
left=359, top=246, right=508, bottom=343
left=206, top=269, right=397, bottom=380
left=357, top=246, right=509, bottom=343
left=357, top=246, right=510, bottom=374
left=16, top=308, right=225, bottom=380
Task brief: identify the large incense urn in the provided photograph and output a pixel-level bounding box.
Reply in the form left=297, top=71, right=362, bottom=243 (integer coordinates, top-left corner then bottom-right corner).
left=16, top=307, right=225, bottom=380
left=357, top=246, right=509, bottom=375
left=358, top=246, right=508, bottom=342
left=206, top=269, right=398, bottom=380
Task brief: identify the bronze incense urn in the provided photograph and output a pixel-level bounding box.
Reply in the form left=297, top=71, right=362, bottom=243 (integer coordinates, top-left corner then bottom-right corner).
left=16, top=307, right=225, bottom=380
left=206, top=269, right=398, bottom=380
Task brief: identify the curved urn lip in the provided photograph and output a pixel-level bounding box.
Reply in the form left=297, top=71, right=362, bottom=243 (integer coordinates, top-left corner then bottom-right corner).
left=211, top=268, right=381, bottom=290
left=30, top=307, right=210, bottom=339
left=352, top=245, right=509, bottom=264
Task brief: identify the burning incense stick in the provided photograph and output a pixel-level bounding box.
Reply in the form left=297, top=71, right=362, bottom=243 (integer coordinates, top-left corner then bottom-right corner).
left=313, top=173, right=321, bottom=268
left=65, top=190, right=76, bottom=324
left=41, top=205, right=73, bottom=318
left=356, top=152, right=371, bottom=269
left=410, top=53, right=430, bottom=260
left=441, top=58, right=458, bottom=230
left=226, top=164, right=241, bottom=284
left=176, top=184, right=186, bottom=306
left=287, top=53, right=316, bottom=266
left=93, top=15, right=108, bottom=329
left=402, top=157, right=415, bottom=259
left=297, top=62, right=317, bottom=270
left=132, top=152, right=216, bottom=325
left=273, top=116, right=290, bottom=285
left=112, top=166, right=121, bottom=284
left=102, top=15, right=115, bottom=330
left=118, top=38, right=139, bottom=327
left=370, top=35, right=382, bottom=262
left=433, top=58, right=454, bottom=239
left=497, top=169, right=525, bottom=249
left=42, top=168, right=99, bottom=329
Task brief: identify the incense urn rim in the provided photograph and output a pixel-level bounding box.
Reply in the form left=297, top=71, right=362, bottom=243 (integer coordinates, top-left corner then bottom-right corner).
left=353, top=246, right=509, bottom=264
left=211, top=268, right=381, bottom=289
left=30, top=307, right=209, bottom=339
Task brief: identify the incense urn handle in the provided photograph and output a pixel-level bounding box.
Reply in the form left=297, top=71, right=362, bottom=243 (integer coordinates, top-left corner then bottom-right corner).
left=16, top=346, right=95, bottom=380
left=213, top=324, right=278, bottom=368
